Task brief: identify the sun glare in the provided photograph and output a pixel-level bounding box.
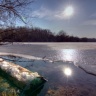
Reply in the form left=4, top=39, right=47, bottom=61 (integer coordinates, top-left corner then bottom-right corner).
left=64, top=67, right=72, bottom=76
left=64, top=6, right=74, bottom=17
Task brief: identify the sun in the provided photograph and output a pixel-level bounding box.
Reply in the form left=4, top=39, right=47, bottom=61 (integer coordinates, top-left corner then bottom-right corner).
left=64, top=6, right=74, bottom=17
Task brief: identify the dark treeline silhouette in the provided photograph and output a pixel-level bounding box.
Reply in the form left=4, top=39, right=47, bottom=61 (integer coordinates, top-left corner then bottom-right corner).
left=0, top=27, right=96, bottom=42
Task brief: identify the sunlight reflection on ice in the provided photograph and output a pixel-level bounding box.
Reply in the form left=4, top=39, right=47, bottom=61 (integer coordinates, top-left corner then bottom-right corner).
left=61, top=49, right=77, bottom=61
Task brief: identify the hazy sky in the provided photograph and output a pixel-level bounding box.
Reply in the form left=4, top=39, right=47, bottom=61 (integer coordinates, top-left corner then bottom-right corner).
left=19, top=0, right=96, bottom=38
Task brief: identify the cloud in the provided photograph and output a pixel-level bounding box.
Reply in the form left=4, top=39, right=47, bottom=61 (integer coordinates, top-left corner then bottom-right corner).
left=82, top=12, right=96, bottom=26
left=31, top=6, right=69, bottom=20
left=83, top=19, right=96, bottom=26
left=91, top=13, right=96, bottom=18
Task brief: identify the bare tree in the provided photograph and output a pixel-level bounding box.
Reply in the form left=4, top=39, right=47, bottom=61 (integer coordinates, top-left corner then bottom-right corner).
left=0, top=0, right=34, bottom=44
left=0, top=0, right=34, bottom=27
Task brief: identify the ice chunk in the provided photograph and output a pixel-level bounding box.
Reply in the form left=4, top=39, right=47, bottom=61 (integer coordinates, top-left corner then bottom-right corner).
left=0, top=58, right=46, bottom=89
left=7, top=67, right=20, bottom=76
left=0, top=58, right=3, bottom=62
left=21, top=72, right=35, bottom=82
left=0, top=63, right=9, bottom=70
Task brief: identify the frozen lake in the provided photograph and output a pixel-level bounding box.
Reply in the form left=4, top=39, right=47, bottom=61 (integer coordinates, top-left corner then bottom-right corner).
left=0, top=42, right=96, bottom=96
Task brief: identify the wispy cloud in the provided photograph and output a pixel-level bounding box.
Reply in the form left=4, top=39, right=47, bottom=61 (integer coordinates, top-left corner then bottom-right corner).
left=83, top=19, right=96, bottom=26
left=31, top=6, right=69, bottom=20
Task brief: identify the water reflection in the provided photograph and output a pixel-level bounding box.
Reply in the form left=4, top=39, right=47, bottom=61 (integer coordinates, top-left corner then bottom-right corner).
left=64, top=67, right=72, bottom=76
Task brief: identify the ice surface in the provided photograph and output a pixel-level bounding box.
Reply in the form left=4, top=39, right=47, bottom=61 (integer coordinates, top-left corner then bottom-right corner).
left=0, top=43, right=96, bottom=76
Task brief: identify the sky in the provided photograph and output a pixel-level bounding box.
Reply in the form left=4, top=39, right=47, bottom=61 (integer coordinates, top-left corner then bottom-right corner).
left=18, top=0, right=96, bottom=38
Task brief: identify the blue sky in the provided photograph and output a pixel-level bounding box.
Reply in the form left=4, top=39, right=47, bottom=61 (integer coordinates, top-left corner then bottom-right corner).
left=18, top=0, right=96, bottom=38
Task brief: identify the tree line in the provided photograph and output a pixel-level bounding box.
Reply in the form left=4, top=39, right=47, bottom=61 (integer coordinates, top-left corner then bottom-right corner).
left=0, top=27, right=96, bottom=42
